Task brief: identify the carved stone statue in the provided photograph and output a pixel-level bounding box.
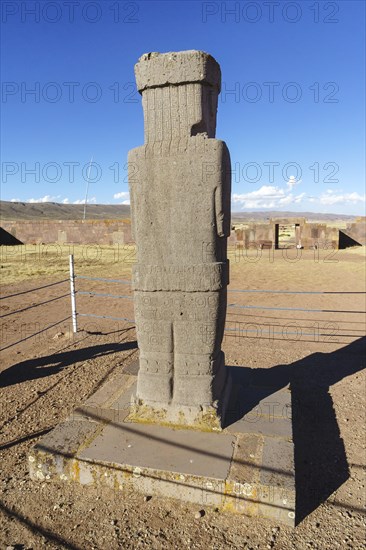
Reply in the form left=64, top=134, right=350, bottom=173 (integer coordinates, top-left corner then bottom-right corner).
left=128, top=51, right=231, bottom=428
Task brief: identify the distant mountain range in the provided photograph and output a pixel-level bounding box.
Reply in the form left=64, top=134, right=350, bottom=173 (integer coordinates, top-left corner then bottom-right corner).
left=0, top=201, right=131, bottom=221
left=0, top=201, right=357, bottom=222
left=231, top=210, right=357, bottom=222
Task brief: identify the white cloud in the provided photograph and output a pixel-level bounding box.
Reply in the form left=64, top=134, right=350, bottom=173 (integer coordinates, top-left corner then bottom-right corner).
left=294, top=192, right=306, bottom=203
left=318, top=191, right=365, bottom=206
left=113, top=191, right=130, bottom=205
left=278, top=194, right=294, bottom=206
left=232, top=179, right=365, bottom=212
left=233, top=185, right=288, bottom=209
left=27, top=195, right=58, bottom=203
left=73, top=197, right=96, bottom=204
left=24, top=195, right=97, bottom=205
left=10, top=198, right=21, bottom=202
left=286, top=176, right=301, bottom=190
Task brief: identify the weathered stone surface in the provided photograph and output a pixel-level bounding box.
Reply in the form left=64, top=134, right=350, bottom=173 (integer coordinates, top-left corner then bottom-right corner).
left=128, top=51, right=231, bottom=427
left=134, top=50, right=221, bottom=93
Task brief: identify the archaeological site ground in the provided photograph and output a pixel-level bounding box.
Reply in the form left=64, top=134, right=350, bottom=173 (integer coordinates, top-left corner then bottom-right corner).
left=1, top=241, right=365, bottom=549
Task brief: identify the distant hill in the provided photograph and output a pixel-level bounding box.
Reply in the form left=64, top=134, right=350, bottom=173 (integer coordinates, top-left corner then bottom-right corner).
left=0, top=201, right=357, bottom=223
left=0, top=201, right=130, bottom=221
left=231, top=211, right=357, bottom=223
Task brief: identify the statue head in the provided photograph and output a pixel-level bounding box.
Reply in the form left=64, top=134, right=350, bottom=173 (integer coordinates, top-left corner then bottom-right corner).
left=134, top=50, right=221, bottom=141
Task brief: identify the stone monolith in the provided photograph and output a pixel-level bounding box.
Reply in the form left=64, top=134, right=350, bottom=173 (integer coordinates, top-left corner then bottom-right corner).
left=128, top=51, right=231, bottom=429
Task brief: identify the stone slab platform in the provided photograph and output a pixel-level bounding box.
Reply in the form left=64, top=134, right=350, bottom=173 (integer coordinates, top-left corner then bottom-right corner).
left=28, top=365, right=296, bottom=526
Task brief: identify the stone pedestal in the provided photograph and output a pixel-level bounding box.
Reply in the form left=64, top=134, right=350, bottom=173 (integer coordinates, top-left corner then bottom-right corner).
left=28, top=366, right=296, bottom=526
left=128, top=51, right=231, bottom=428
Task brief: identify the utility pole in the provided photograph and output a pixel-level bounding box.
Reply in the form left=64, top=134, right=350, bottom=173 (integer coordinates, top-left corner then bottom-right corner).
left=83, top=157, right=93, bottom=220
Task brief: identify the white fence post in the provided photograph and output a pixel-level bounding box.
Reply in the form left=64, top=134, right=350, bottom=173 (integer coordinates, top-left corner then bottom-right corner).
left=69, top=254, right=78, bottom=333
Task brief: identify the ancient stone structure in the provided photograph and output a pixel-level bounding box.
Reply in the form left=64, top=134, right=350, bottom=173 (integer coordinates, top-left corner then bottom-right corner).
left=228, top=217, right=364, bottom=251
left=128, top=51, right=231, bottom=428
left=0, top=219, right=132, bottom=246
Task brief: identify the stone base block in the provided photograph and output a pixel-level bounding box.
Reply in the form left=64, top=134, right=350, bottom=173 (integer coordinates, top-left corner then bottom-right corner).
left=128, top=399, right=223, bottom=432
left=28, top=365, right=296, bottom=526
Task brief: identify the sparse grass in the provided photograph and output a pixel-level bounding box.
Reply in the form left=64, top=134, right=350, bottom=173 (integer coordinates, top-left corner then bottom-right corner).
left=0, top=244, right=136, bottom=285
left=2, top=243, right=365, bottom=286
left=341, top=245, right=366, bottom=256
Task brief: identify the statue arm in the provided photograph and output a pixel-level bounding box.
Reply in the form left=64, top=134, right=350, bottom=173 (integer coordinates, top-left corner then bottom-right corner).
left=215, top=144, right=231, bottom=238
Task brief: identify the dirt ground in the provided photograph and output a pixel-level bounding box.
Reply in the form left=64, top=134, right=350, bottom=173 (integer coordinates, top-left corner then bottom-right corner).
left=1, top=245, right=365, bottom=549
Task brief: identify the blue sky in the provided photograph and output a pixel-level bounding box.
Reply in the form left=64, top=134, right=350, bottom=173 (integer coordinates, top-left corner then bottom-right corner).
left=1, top=0, right=365, bottom=214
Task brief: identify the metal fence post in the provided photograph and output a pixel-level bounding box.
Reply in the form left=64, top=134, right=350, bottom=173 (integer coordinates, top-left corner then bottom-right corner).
left=69, top=254, right=78, bottom=333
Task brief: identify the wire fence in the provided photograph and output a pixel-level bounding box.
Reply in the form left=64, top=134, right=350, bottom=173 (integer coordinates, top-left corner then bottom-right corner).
left=69, top=254, right=135, bottom=331
left=0, top=279, right=69, bottom=301
left=1, top=254, right=364, bottom=350
left=69, top=255, right=366, bottom=346
left=0, top=278, right=71, bottom=352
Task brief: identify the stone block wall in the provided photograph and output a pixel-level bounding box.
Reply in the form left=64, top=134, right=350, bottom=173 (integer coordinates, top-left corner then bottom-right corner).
left=0, top=219, right=132, bottom=246
left=229, top=218, right=365, bottom=250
